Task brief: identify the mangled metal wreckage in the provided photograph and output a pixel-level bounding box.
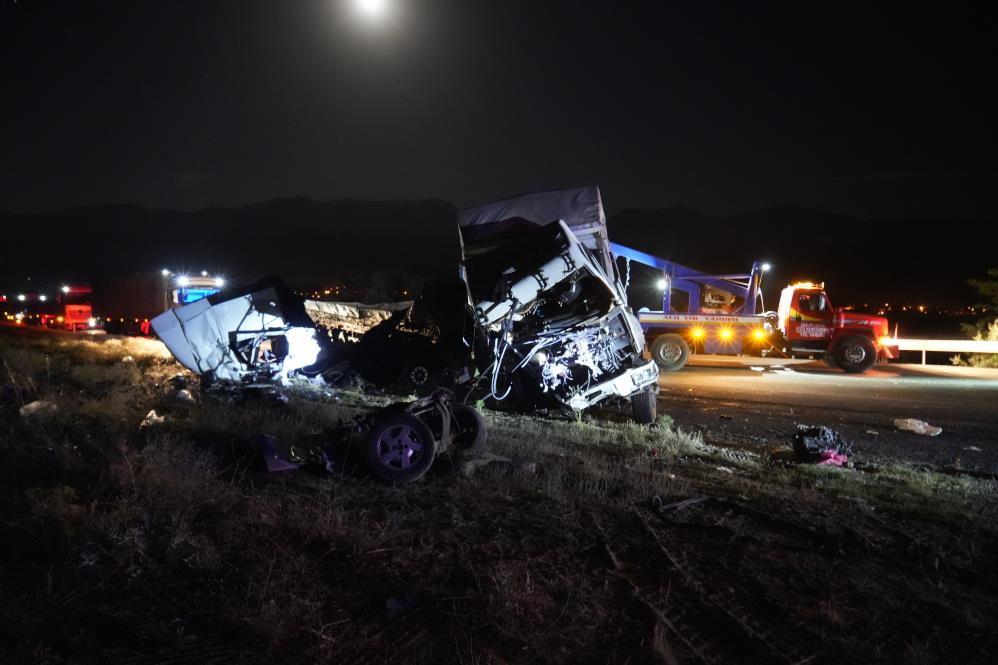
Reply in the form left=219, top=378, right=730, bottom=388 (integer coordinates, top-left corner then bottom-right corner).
left=150, top=186, right=659, bottom=479
left=152, top=187, right=658, bottom=418
left=457, top=186, right=659, bottom=421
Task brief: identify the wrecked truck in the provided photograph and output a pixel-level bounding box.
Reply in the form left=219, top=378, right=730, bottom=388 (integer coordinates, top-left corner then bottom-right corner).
left=457, top=186, right=660, bottom=422
left=150, top=186, right=659, bottom=426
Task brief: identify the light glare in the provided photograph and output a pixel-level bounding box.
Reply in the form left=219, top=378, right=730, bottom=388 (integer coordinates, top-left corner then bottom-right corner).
left=357, top=0, right=386, bottom=16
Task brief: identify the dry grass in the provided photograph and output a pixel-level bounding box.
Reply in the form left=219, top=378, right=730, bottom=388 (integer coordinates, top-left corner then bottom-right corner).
left=1, top=327, right=997, bottom=664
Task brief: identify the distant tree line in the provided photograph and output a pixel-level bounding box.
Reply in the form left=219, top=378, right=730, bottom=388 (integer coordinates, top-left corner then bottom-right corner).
left=955, top=267, right=998, bottom=368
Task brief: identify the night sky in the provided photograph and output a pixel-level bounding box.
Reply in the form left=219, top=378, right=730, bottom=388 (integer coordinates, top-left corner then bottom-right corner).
left=2, top=0, right=996, bottom=218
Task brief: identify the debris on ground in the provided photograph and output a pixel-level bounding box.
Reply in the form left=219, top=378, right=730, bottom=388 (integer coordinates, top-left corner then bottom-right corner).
left=865, top=429, right=879, bottom=436
left=19, top=400, right=58, bottom=418
left=121, top=355, right=135, bottom=364
left=258, top=434, right=301, bottom=473
left=652, top=495, right=710, bottom=514
left=894, top=418, right=942, bottom=437
left=168, top=374, right=189, bottom=390
left=139, top=410, right=165, bottom=428
left=792, top=425, right=852, bottom=466
left=964, top=446, right=982, bottom=452
left=174, top=389, right=195, bottom=404
left=455, top=453, right=513, bottom=478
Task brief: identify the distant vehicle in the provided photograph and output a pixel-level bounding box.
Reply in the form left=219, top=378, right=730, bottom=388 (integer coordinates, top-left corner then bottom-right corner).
left=610, top=246, right=899, bottom=374
left=93, top=271, right=223, bottom=334
left=40, top=285, right=97, bottom=331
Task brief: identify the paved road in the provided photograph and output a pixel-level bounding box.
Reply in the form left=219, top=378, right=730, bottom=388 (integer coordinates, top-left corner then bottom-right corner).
left=658, top=357, right=998, bottom=473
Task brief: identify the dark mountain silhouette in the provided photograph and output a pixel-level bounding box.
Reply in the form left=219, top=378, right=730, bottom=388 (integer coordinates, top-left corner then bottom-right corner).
left=3, top=198, right=991, bottom=307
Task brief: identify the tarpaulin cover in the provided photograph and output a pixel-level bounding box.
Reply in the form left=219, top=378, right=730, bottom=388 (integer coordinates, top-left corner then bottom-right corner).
left=457, top=186, right=613, bottom=273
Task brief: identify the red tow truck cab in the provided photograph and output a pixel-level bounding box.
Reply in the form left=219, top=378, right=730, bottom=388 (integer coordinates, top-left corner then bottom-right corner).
left=777, top=283, right=899, bottom=373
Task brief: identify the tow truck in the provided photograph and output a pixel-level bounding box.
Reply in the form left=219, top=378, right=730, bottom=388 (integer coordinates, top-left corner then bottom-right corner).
left=609, top=244, right=899, bottom=373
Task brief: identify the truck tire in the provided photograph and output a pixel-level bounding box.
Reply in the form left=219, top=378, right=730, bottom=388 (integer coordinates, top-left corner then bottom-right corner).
left=450, top=403, right=487, bottom=456
left=398, top=364, right=435, bottom=393
left=366, top=413, right=437, bottom=484
left=631, top=390, right=657, bottom=424
left=650, top=334, right=689, bottom=372
left=833, top=335, right=877, bottom=374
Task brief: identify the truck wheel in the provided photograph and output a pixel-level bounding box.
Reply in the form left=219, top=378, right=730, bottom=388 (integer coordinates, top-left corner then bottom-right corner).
left=650, top=334, right=689, bottom=372
left=631, top=390, right=657, bottom=424
left=398, top=364, right=435, bottom=392
left=833, top=335, right=877, bottom=374
left=451, top=403, right=487, bottom=456
left=366, top=413, right=437, bottom=484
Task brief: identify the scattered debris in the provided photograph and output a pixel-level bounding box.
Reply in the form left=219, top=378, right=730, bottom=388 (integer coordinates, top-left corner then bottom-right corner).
left=792, top=425, right=852, bottom=466
left=964, top=446, right=982, bottom=452
left=248, top=390, right=488, bottom=484
left=816, top=450, right=850, bottom=467
left=19, top=400, right=58, bottom=418
left=121, top=355, right=135, bottom=364
left=174, top=389, right=196, bottom=404
left=652, top=495, right=710, bottom=514
left=894, top=418, right=942, bottom=437
left=715, top=466, right=735, bottom=474
left=455, top=453, right=513, bottom=478
left=865, top=429, right=879, bottom=436
left=139, top=410, right=165, bottom=428
left=168, top=374, right=189, bottom=390
left=750, top=366, right=766, bottom=372
left=719, top=414, right=733, bottom=420
left=258, top=434, right=301, bottom=473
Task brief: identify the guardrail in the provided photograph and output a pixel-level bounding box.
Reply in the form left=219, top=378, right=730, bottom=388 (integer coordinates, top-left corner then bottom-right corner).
left=890, top=338, right=998, bottom=365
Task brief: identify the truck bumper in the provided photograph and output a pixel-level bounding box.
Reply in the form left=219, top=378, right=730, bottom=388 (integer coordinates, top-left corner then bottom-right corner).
left=564, top=359, right=660, bottom=411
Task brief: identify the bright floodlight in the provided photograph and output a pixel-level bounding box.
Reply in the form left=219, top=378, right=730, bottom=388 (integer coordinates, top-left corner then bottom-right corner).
left=356, top=0, right=387, bottom=17
left=656, top=278, right=668, bottom=291
left=61, top=285, right=70, bottom=293
left=177, top=276, right=190, bottom=287
left=17, top=294, right=26, bottom=301
left=201, top=270, right=208, bottom=277
left=39, top=295, right=47, bottom=302
left=161, top=269, right=170, bottom=276
left=214, top=277, right=225, bottom=288
left=761, top=263, right=771, bottom=272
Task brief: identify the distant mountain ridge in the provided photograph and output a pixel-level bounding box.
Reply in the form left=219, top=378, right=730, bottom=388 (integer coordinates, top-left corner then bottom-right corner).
left=3, top=197, right=992, bottom=306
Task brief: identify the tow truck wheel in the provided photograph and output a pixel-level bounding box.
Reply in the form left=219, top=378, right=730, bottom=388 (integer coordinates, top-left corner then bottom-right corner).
left=833, top=335, right=877, bottom=374
left=650, top=334, right=689, bottom=372
left=631, top=390, right=657, bottom=424
left=366, top=413, right=437, bottom=484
